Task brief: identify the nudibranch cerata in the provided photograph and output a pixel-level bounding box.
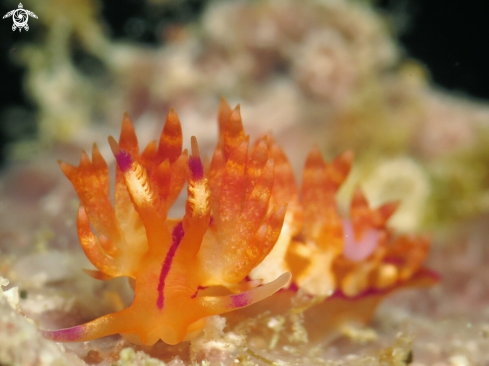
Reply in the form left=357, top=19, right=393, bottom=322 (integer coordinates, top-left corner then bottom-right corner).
left=42, top=99, right=437, bottom=345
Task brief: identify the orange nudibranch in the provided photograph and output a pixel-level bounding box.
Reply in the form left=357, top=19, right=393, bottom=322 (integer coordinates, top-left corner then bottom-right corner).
left=42, top=103, right=290, bottom=346
left=42, top=99, right=437, bottom=346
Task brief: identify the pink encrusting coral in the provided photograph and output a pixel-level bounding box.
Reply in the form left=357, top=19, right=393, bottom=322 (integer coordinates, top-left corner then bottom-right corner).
left=41, top=100, right=437, bottom=346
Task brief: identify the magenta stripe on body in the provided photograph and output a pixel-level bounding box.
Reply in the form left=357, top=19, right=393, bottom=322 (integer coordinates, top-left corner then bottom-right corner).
left=156, top=221, right=185, bottom=309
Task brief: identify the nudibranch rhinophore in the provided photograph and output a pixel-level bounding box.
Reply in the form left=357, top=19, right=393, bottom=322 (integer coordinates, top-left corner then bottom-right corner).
left=42, top=99, right=438, bottom=346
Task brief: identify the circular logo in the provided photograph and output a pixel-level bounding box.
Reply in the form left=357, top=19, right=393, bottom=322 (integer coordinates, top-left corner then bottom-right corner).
left=12, top=9, right=28, bottom=28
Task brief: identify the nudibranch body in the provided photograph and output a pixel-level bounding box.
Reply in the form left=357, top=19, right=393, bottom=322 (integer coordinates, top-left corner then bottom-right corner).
left=42, top=100, right=437, bottom=346
left=250, top=128, right=438, bottom=301
left=42, top=106, right=290, bottom=345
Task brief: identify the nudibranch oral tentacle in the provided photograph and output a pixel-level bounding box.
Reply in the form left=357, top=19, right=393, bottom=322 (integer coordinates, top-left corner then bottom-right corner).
left=44, top=100, right=436, bottom=346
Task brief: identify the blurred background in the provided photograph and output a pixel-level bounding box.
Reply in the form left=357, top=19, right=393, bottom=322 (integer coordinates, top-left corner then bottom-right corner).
left=1, top=0, right=489, bottom=232
left=2, top=2, right=489, bottom=364
left=1, top=0, right=489, bottom=165
left=2, top=0, right=489, bottom=164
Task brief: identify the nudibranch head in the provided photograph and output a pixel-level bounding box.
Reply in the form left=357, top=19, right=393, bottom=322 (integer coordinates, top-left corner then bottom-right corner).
left=44, top=102, right=290, bottom=345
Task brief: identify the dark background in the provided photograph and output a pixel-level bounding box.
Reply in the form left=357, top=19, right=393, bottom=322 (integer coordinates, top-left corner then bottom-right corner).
left=1, top=0, right=488, bottom=166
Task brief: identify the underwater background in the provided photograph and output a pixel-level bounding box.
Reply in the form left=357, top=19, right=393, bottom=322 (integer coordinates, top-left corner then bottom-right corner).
left=1, top=0, right=489, bottom=365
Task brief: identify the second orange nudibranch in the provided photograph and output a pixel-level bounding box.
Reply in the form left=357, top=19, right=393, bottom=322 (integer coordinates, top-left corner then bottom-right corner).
left=42, top=99, right=437, bottom=346
left=42, top=103, right=290, bottom=345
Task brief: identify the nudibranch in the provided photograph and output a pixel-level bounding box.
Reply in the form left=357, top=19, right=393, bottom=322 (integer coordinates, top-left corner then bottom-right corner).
left=42, top=104, right=290, bottom=345
left=42, top=99, right=437, bottom=346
